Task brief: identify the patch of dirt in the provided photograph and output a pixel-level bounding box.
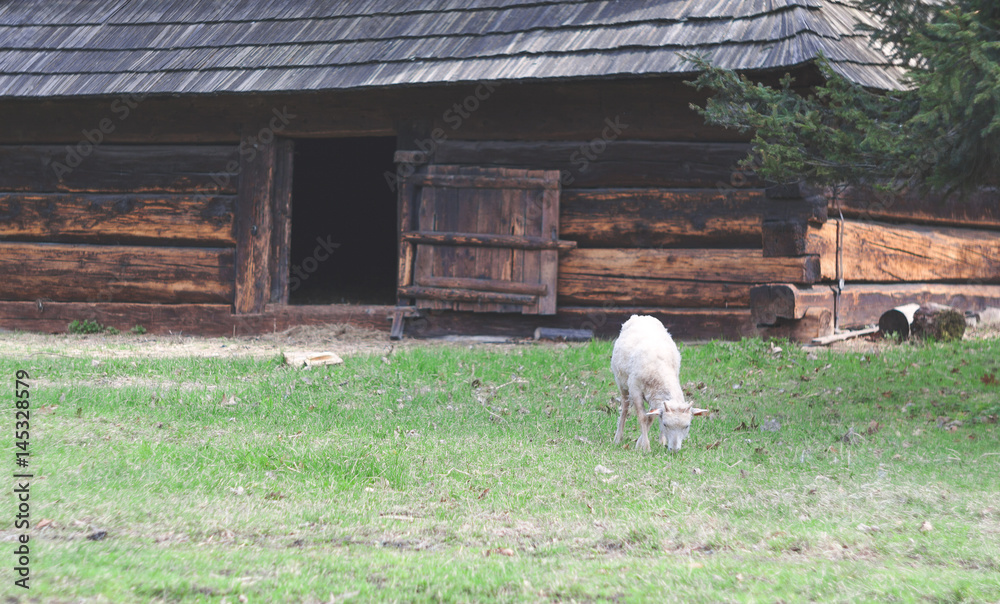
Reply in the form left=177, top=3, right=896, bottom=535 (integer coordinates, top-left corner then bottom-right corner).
left=1, top=324, right=405, bottom=360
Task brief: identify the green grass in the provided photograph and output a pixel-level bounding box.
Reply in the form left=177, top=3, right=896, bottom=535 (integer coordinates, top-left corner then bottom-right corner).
left=2, top=336, right=999, bottom=602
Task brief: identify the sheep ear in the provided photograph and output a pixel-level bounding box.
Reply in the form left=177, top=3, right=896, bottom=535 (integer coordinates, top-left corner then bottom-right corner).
left=645, top=409, right=661, bottom=417
left=691, top=407, right=710, bottom=416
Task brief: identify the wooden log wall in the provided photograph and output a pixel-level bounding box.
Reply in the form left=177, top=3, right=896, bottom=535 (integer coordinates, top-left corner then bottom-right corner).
left=428, top=139, right=774, bottom=315
left=0, top=144, right=239, bottom=305
left=755, top=184, right=1000, bottom=333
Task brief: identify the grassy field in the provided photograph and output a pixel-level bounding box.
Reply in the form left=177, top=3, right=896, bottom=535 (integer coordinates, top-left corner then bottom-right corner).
left=2, top=334, right=999, bottom=603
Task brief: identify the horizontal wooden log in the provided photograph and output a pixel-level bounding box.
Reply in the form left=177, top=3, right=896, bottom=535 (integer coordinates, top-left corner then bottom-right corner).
left=0, top=302, right=397, bottom=336
left=750, top=283, right=838, bottom=325
left=558, top=275, right=753, bottom=307
left=559, top=188, right=765, bottom=248
left=0, top=193, right=236, bottom=245
left=419, top=276, right=547, bottom=296
left=805, top=220, right=1000, bottom=282
left=750, top=282, right=1000, bottom=329
left=399, top=286, right=536, bottom=306
left=432, top=140, right=760, bottom=189
left=402, top=231, right=576, bottom=251
left=413, top=174, right=558, bottom=190
left=405, top=306, right=758, bottom=340
left=0, top=145, right=238, bottom=194
left=0, top=242, right=234, bottom=304
left=835, top=185, right=1000, bottom=229
left=558, top=249, right=819, bottom=307
left=560, top=248, right=820, bottom=285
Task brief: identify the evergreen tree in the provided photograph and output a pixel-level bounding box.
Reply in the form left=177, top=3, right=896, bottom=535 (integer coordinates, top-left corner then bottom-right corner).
left=687, top=0, right=1000, bottom=195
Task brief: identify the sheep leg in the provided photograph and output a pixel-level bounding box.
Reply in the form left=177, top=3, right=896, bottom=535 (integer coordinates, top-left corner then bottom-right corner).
left=635, top=398, right=652, bottom=452
left=613, top=388, right=630, bottom=444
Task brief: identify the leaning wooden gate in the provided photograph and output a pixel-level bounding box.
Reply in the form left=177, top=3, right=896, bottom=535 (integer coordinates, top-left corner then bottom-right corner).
left=392, top=162, right=575, bottom=337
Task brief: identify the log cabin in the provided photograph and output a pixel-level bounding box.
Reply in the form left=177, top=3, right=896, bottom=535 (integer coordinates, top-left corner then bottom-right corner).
left=0, top=0, right=997, bottom=341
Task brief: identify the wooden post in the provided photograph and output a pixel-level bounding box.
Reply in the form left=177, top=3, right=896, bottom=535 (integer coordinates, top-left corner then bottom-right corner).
left=234, top=131, right=275, bottom=314
left=270, top=139, right=294, bottom=304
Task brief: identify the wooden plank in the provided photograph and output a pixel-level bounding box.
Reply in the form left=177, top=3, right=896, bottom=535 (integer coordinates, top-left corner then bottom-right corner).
left=750, top=282, right=1000, bottom=329
left=398, top=286, right=536, bottom=306
left=454, top=170, right=485, bottom=311
left=401, top=231, right=576, bottom=250
left=805, top=220, right=1000, bottom=282
left=432, top=140, right=758, bottom=189
left=413, top=182, right=439, bottom=308
left=506, top=186, right=528, bottom=313
left=473, top=182, right=503, bottom=311
left=0, top=145, right=239, bottom=194
left=559, top=249, right=820, bottom=285
left=234, top=135, right=275, bottom=314
left=420, top=276, right=547, bottom=296
left=269, top=139, right=294, bottom=304
left=412, top=174, right=558, bottom=190
left=0, top=192, right=235, bottom=245
left=560, top=188, right=765, bottom=248
left=0, top=241, right=233, bottom=304
left=836, top=185, right=1000, bottom=229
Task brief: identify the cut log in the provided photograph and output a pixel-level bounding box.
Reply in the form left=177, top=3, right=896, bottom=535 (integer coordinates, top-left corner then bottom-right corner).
left=877, top=304, right=921, bottom=339
left=750, top=283, right=837, bottom=325
left=911, top=304, right=967, bottom=341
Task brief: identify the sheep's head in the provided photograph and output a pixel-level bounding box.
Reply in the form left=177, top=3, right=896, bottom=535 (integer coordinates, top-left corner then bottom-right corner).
left=646, top=404, right=710, bottom=452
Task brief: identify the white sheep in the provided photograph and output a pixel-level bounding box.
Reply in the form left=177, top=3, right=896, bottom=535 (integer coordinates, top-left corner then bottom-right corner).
left=611, top=315, right=708, bottom=452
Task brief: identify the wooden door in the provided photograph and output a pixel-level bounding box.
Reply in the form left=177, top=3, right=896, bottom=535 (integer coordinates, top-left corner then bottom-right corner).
left=397, top=164, right=574, bottom=315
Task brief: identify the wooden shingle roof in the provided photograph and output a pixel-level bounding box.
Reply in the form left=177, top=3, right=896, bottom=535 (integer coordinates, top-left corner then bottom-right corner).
left=0, top=0, right=905, bottom=98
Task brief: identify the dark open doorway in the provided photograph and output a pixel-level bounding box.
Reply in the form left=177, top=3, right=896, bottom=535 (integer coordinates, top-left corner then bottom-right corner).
left=289, top=137, right=397, bottom=305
